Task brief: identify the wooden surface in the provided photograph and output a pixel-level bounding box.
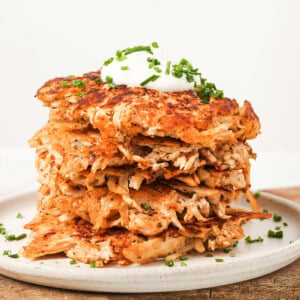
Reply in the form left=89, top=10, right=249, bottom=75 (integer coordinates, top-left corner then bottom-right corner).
left=0, top=187, right=299, bottom=300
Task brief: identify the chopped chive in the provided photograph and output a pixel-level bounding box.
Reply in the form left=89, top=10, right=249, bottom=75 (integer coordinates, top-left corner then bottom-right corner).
left=105, top=75, right=113, bottom=83
left=180, top=262, right=187, bottom=267
left=289, top=240, right=294, bottom=244
left=90, top=261, right=96, bottom=268
left=5, top=235, right=16, bottom=241
left=165, top=61, right=171, bottom=75
left=268, top=230, right=283, bottom=238
left=0, top=225, right=6, bottom=235
left=5, top=233, right=27, bottom=241
left=16, top=213, right=23, bottom=219
left=273, top=214, right=282, bottom=222
left=262, top=209, right=269, bottom=213
left=3, top=250, right=19, bottom=258
left=229, top=253, right=235, bottom=257
left=105, top=76, right=116, bottom=88
left=245, top=236, right=264, bottom=244
left=61, top=81, right=72, bottom=87
left=275, top=226, right=281, bottom=231
left=223, top=248, right=231, bottom=253
left=140, top=74, right=160, bottom=87
left=3, top=250, right=11, bottom=256
left=120, top=66, right=129, bottom=71
left=232, top=241, right=239, bottom=248
left=103, top=57, right=114, bottom=66
left=73, top=80, right=85, bottom=89
left=95, top=78, right=101, bottom=83
left=67, top=74, right=75, bottom=78
left=215, top=258, right=224, bottom=263
left=16, top=233, right=27, bottom=240
left=214, top=89, right=224, bottom=99
left=254, top=191, right=261, bottom=198
left=154, top=66, right=162, bottom=73
left=77, top=93, right=87, bottom=97
left=283, top=222, right=288, bottom=227
left=141, top=203, right=150, bottom=210
left=179, top=256, right=188, bottom=261
left=206, top=253, right=213, bottom=257
left=8, top=253, right=19, bottom=258
left=69, top=259, right=77, bottom=265
left=147, top=57, right=161, bottom=69
left=165, top=261, right=174, bottom=267
left=116, top=50, right=127, bottom=62
left=124, top=45, right=153, bottom=55
left=151, top=41, right=159, bottom=48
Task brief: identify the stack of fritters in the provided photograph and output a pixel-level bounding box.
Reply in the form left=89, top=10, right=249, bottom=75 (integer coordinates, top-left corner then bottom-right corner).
left=22, top=71, right=270, bottom=266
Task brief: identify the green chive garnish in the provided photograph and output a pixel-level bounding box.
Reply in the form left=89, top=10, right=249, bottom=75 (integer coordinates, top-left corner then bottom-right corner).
left=215, top=258, right=224, bottom=263
left=73, top=80, right=85, bottom=89
left=283, top=222, right=288, bottom=226
left=3, top=250, right=10, bottom=256
left=151, top=42, right=159, bottom=48
left=229, top=253, right=235, bottom=257
left=165, top=61, right=171, bottom=75
left=0, top=224, right=6, bottom=235
left=77, top=93, right=87, bottom=97
left=180, top=262, right=187, bottom=267
left=165, top=261, right=174, bottom=267
left=95, top=78, right=101, bottom=83
left=275, top=226, right=281, bottom=231
left=103, top=57, right=114, bottom=66
left=179, top=256, right=188, bottom=261
left=254, top=192, right=261, bottom=198
left=116, top=50, right=127, bottom=62
left=140, top=74, right=160, bottom=86
left=223, top=248, right=231, bottom=253
left=232, top=241, right=239, bottom=248
left=206, top=253, right=213, bottom=257
left=124, top=45, right=153, bottom=55
left=69, top=259, right=77, bottom=265
left=141, top=203, right=150, bottom=210
left=61, top=81, right=72, bottom=87
left=8, top=253, right=19, bottom=259
left=268, top=230, right=283, bottom=238
left=273, top=214, right=282, bottom=222
left=3, top=250, right=19, bottom=258
left=262, top=209, right=269, bottom=213
left=154, top=66, right=162, bottom=73
left=105, top=76, right=113, bottom=83
left=195, top=77, right=224, bottom=104
left=5, top=233, right=27, bottom=241
left=90, top=261, right=96, bottom=268
left=120, top=66, right=129, bottom=71
left=105, top=76, right=116, bottom=88
left=245, top=236, right=264, bottom=244
left=16, top=213, right=23, bottom=219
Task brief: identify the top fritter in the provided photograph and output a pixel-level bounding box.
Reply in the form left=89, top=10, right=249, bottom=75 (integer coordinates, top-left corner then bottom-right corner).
left=36, top=71, right=260, bottom=146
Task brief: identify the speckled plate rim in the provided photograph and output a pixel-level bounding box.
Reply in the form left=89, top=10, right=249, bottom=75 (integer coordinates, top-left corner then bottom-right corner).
left=0, top=191, right=299, bottom=293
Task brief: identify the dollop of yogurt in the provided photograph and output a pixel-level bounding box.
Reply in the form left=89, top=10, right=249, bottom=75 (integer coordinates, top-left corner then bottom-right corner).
left=101, top=46, right=197, bottom=92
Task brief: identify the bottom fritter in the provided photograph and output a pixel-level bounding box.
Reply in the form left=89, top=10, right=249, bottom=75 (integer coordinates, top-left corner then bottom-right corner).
left=21, top=210, right=270, bottom=267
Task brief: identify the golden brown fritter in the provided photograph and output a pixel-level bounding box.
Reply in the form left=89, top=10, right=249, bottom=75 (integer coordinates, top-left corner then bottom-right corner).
left=32, top=123, right=254, bottom=192
left=36, top=72, right=260, bottom=146
left=22, top=210, right=271, bottom=265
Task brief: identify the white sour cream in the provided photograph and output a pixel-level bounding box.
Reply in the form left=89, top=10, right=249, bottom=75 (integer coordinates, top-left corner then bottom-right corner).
left=101, top=49, right=196, bottom=92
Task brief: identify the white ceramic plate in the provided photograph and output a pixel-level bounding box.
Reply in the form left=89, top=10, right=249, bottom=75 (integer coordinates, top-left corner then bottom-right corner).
left=0, top=191, right=299, bottom=293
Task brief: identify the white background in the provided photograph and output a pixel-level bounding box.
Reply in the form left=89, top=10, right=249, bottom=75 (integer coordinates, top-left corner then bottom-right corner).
left=0, top=0, right=299, bottom=195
